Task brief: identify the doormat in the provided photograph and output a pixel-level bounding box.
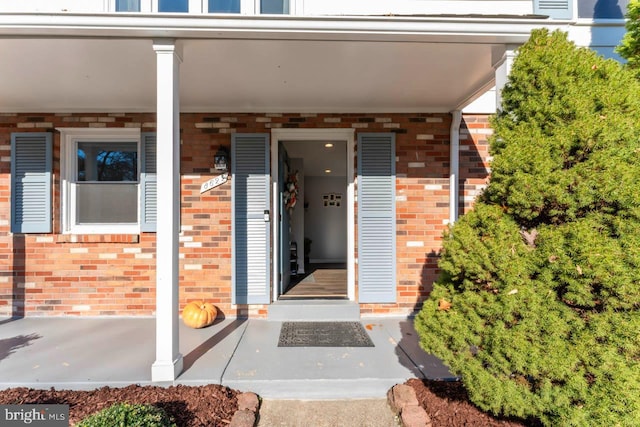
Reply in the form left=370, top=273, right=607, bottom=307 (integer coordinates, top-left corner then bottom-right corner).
left=278, top=322, right=375, bottom=347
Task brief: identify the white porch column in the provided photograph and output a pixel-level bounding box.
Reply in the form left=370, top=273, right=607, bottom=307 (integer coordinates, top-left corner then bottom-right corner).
left=449, top=110, right=462, bottom=224
left=493, top=45, right=518, bottom=111
left=151, top=39, right=183, bottom=382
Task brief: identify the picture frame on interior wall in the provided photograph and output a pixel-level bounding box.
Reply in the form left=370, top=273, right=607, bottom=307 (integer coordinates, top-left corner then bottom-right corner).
left=322, top=193, right=342, bottom=207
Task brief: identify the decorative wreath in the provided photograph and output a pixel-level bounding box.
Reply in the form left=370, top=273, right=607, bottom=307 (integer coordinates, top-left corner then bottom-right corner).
left=284, top=172, right=299, bottom=213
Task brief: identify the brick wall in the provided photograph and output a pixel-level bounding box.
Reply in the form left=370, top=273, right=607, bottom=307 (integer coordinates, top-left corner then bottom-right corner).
left=460, top=115, right=492, bottom=215
left=0, top=112, right=491, bottom=318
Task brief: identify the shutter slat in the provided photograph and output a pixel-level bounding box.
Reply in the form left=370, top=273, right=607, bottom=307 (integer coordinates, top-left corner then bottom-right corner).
left=11, top=133, right=52, bottom=233
left=232, top=134, right=270, bottom=304
left=533, top=0, right=572, bottom=18
left=140, top=133, right=157, bottom=232
left=357, top=133, right=396, bottom=303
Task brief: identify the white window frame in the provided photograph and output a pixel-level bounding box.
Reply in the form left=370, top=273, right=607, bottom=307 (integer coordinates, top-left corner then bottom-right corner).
left=58, top=128, right=142, bottom=235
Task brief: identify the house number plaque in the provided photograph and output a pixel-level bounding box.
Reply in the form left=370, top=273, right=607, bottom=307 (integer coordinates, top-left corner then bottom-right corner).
left=200, top=173, right=228, bottom=194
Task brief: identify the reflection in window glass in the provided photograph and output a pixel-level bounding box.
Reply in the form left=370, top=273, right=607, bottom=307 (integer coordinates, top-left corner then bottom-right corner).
left=116, top=0, right=140, bottom=11
left=261, top=0, right=289, bottom=14
left=209, top=0, right=241, bottom=13
left=159, top=0, right=189, bottom=12
left=77, top=142, right=138, bottom=182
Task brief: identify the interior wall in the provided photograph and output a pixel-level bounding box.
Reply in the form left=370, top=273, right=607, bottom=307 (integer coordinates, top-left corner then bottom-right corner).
left=304, top=176, right=347, bottom=263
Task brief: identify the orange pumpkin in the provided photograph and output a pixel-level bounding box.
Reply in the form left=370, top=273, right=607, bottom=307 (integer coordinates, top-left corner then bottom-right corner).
left=182, top=301, right=217, bottom=328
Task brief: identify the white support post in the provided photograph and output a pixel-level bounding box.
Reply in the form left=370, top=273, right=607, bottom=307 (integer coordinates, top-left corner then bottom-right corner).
left=449, top=110, right=461, bottom=225
left=493, top=45, right=517, bottom=111
left=151, top=39, right=183, bottom=382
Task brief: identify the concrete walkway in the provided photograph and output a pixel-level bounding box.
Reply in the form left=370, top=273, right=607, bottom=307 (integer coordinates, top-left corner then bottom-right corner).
left=256, top=399, right=400, bottom=426
left=0, top=316, right=453, bottom=399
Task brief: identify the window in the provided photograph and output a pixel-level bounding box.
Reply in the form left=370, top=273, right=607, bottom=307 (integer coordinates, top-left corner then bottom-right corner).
left=116, top=0, right=141, bottom=11
left=578, top=0, right=627, bottom=19
left=261, top=0, right=288, bottom=14
left=113, top=0, right=291, bottom=14
left=159, top=0, right=188, bottom=12
left=206, top=0, right=290, bottom=14
left=75, top=141, right=138, bottom=224
left=209, top=0, right=240, bottom=13
left=59, top=129, right=156, bottom=234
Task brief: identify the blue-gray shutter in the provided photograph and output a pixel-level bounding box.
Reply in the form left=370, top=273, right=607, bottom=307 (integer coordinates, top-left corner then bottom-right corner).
left=11, top=133, right=52, bottom=233
left=533, top=0, right=573, bottom=19
left=357, top=133, right=396, bottom=303
left=232, top=134, right=270, bottom=305
left=140, top=132, right=157, bottom=232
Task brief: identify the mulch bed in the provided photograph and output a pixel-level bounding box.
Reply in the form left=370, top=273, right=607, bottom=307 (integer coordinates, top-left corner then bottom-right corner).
left=0, top=380, right=545, bottom=426
left=406, top=379, right=543, bottom=427
left=0, top=384, right=238, bottom=426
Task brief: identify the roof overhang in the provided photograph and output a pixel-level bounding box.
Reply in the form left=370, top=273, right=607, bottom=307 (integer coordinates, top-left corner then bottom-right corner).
left=0, top=13, right=573, bottom=113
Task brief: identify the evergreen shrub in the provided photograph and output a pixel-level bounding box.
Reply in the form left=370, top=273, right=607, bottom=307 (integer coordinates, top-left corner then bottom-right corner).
left=617, top=0, right=640, bottom=77
left=77, top=402, right=176, bottom=427
left=415, top=29, right=640, bottom=426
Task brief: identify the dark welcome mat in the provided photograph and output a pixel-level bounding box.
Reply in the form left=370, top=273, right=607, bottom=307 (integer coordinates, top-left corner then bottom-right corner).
left=278, top=321, right=375, bottom=347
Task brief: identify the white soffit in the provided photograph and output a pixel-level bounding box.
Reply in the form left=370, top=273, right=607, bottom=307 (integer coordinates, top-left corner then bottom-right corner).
left=0, top=15, right=568, bottom=113
left=0, top=37, right=496, bottom=112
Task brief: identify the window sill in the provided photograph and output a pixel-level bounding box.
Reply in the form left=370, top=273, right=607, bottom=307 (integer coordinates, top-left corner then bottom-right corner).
left=56, top=234, right=140, bottom=244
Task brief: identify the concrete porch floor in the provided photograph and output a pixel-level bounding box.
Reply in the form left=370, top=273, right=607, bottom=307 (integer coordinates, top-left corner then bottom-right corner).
left=0, top=316, right=454, bottom=399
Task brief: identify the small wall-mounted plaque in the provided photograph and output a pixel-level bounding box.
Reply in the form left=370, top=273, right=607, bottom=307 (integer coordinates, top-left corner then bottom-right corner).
left=200, top=173, right=228, bottom=194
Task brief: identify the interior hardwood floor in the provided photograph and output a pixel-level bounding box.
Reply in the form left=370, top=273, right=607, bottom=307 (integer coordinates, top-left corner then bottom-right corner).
left=281, top=263, right=347, bottom=299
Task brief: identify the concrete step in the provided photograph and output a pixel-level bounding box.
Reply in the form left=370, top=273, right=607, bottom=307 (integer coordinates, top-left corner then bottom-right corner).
left=268, top=300, right=360, bottom=321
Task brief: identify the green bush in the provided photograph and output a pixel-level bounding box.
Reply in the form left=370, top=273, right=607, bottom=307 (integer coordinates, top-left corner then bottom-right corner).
left=415, top=29, right=640, bottom=426
left=617, top=0, right=640, bottom=77
left=77, top=403, right=176, bottom=427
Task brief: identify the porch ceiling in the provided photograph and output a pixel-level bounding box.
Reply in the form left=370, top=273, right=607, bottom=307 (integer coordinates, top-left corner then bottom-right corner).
left=0, top=15, right=557, bottom=113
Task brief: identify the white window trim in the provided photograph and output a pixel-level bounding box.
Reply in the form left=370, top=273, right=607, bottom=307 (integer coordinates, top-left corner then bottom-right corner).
left=247, top=0, right=258, bottom=14
left=58, top=128, right=142, bottom=235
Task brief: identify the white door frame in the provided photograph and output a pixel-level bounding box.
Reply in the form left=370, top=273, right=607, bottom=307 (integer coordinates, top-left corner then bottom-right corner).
left=270, top=128, right=356, bottom=302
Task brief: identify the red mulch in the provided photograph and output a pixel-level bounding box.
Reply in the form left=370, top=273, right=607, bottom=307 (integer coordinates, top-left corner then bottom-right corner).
left=0, top=384, right=238, bottom=427
left=406, top=379, right=543, bottom=427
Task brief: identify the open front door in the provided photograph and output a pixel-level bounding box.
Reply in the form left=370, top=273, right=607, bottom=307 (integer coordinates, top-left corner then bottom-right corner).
left=278, top=143, right=291, bottom=295
left=232, top=134, right=271, bottom=304
left=270, top=128, right=356, bottom=301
